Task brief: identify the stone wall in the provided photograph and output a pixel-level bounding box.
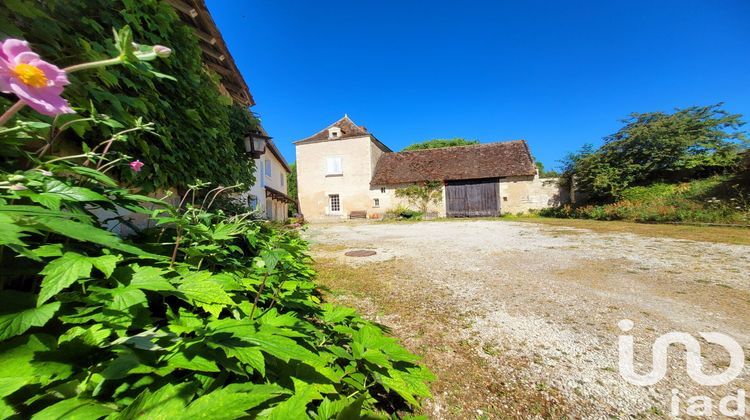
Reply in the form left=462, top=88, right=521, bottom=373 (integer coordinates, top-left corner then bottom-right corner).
left=498, top=175, right=570, bottom=214
left=296, top=135, right=389, bottom=221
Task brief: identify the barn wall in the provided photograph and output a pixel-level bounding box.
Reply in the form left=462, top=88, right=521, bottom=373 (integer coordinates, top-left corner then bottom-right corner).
left=368, top=184, right=446, bottom=218
left=498, top=175, right=570, bottom=214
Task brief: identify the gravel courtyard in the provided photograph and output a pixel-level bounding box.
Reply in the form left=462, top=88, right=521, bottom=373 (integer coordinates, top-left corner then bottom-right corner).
left=304, top=220, right=750, bottom=419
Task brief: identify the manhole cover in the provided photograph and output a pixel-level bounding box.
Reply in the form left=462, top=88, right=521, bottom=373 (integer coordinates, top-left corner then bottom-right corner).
left=345, top=250, right=377, bottom=257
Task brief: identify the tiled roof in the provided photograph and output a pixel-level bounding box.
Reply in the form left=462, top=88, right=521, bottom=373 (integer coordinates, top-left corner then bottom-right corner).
left=294, top=115, right=370, bottom=145
left=370, top=141, right=536, bottom=186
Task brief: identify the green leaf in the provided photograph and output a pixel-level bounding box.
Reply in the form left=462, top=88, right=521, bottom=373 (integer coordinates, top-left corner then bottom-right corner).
left=148, top=69, right=177, bottom=81
left=91, top=254, right=120, bottom=278
left=0, top=212, right=27, bottom=247
left=264, top=378, right=322, bottom=420
left=31, top=244, right=63, bottom=258
left=129, top=265, right=175, bottom=291
left=0, top=292, right=60, bottom=341
left=183, top=384, right=287, bottom=419
left=35, top=216, right=154, bottom=257
left=178, top=273, right=234, bottom=305
left=0, top=334, right=72, bottom=396
left=31, top=397, right=113, bottom=420
left=361, top=349, right=391, bottom=368
left=38, top=252, right=93, bottom=305
left=109, top=287, right=147, bottom=311
left=115, top=382, right=197, bottom=419
left=336, top=395, right=365, bottom=420
left=42, top=178, right=108, bottom=202
left=66, top=166, right=118, bottom=187
left=376, top=367, right=433, bottom=407
left=321, top=304, right=356, bottom=324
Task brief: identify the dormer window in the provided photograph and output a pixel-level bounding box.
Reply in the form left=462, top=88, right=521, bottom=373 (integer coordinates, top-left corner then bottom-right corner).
left=328, top=127, right=342, bottom=139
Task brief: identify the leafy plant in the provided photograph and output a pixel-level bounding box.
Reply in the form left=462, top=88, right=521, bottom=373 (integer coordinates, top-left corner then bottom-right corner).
left=0, top=120, right=433, bottom=418
left=0, top=24, right=433, bottom=419
left=559, top=104, right=748, bottom=200
left=402, top=138, right=478, bottom=151
left=394, top=181, right=443, bottom=214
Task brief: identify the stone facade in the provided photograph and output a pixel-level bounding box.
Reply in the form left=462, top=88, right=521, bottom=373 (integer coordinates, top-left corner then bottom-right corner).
left=240, top=145, right=290, bottom=221
left=295, top=116, right=570, bottom=221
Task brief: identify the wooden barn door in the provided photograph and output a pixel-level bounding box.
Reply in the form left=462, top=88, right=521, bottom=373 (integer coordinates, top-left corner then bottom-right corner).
left=445, top=179, right=499, bottom=217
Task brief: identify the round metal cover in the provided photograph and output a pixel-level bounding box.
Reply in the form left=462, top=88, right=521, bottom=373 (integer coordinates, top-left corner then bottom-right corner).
left=345, top=250, right=377, bottom=257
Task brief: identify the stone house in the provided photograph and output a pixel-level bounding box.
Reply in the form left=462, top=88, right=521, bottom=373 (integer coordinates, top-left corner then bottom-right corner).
left=294, top=116, right=569, bottom=221
left=237, top=133, right=293, bottom=221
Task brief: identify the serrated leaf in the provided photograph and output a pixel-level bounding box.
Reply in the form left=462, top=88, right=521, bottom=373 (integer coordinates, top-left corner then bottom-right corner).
left=0, top=212, right=27, bottom=247
left=35, top=216, right=152, bottom=257
left=129, top=265, right=175, bottom=291
left=178, top=274, right=234, bottom=305
left=31, top=244, right=63, bottom=258
left=30, top=397, right=113, bottom=420
left=115, top=382, right=197, bottom=419
left=183, top=384, right=287, bottom=419
left=109, top=287, right=147, bottom=311
left=321, top=304, right=356, bottom=324
left=264, top=378, right=322, bottom=420
left=38, top=252, right=93, bottom=305
left=0, top=300, right=60, bottom=341
left=336, top=395, right=365, bottom=420
left=377, top=367, right=432, bottom=407
left=361, top=349, right=391, bottom=368
left=91, top=254, right=120, bottom=278
left=42, top=179, right=108, bottom=202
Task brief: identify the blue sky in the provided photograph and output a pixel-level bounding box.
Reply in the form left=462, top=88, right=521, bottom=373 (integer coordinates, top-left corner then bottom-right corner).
left=207, top=1, right=750, bottom=170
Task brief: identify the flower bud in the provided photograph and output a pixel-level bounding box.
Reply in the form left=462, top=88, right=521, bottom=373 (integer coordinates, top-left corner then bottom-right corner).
left=153, top=45, right=172, bottom=58
left=10, top=184, right=27, bottom=191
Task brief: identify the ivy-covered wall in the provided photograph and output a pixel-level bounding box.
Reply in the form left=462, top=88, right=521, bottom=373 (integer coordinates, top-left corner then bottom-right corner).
left=0, top=0, right=257, bottom=191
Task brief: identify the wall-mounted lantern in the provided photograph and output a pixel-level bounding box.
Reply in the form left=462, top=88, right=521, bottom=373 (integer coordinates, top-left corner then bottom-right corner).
left=244, top=131, right=270, bottom=159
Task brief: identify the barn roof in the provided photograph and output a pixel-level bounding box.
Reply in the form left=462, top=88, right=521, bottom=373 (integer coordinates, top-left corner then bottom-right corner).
left=370, top=140, right=536, bottom=186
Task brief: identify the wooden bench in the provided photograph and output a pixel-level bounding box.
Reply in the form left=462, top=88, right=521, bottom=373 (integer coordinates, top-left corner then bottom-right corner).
left=349, top=210, right=367, bottom=219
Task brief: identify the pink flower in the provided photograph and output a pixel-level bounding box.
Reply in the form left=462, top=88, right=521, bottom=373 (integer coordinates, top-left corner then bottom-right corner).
left=129, top=160, right=144, bottom=172
left=0, top=39, right=74, bottom=116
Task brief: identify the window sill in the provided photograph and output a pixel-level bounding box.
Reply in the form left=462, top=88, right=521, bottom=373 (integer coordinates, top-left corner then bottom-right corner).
left=325, top=174, right=343, bottom=177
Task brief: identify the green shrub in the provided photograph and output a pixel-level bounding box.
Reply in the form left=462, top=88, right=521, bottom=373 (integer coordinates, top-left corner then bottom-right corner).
left=0, top=120, right=433, bottom=418
left=0, top=26, right=432, bottom=417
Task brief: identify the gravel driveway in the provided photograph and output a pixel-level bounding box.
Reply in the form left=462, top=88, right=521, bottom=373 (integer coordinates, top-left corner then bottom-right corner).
left=304, top=220, right=750, bottom=418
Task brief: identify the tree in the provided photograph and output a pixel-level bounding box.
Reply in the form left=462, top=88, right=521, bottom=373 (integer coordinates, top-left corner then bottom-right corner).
left=403, top=138, right=479, bottom=151
left=287, top=162, right=298, bottom=215
left=561, top=104, right=747, bottom=200
left=535, top=160, right=560, bottom=178
left=395, top=181, right=443, bottom=213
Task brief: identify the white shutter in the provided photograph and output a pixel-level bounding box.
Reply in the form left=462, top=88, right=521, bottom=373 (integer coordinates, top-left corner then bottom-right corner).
left=326, top=157, right=342, bottom=175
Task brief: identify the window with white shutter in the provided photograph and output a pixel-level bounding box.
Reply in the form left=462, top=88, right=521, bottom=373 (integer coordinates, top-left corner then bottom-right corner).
left=325, top=157, right=342, bottom=175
